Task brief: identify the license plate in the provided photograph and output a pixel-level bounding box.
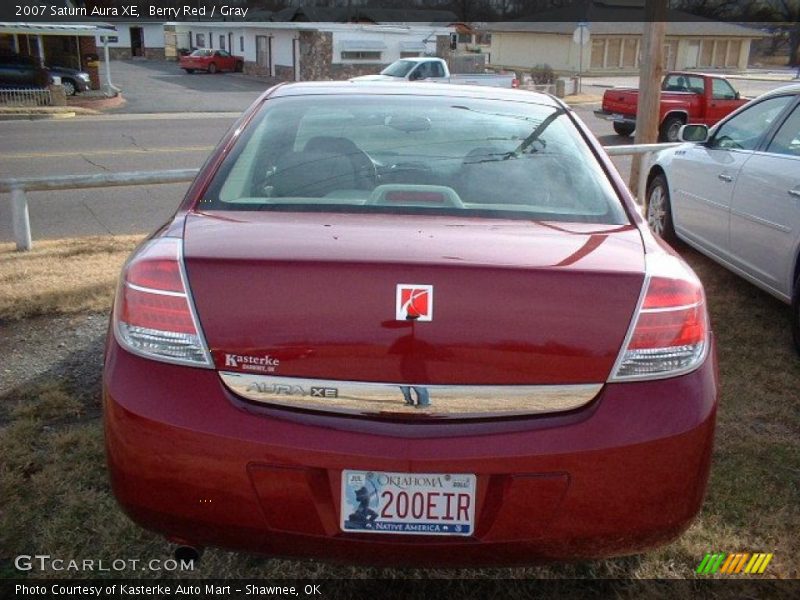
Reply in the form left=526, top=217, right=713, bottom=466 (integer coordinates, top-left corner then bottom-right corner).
left=341, top=470, right=476, bottom=536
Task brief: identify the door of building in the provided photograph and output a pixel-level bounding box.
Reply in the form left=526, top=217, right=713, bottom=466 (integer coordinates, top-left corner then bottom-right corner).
left=130, top=27, right=144, bottom=58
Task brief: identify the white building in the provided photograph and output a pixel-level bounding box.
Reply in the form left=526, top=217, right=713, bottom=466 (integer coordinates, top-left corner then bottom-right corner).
left=93, top=21, right=166, bottom=60
left=167, top=22, right=455, bottom=81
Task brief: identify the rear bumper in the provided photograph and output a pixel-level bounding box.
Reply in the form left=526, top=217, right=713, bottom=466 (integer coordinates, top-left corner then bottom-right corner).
left=104, top=338, right=718, bottom=566
left=594, top=110, right=636, bottom=125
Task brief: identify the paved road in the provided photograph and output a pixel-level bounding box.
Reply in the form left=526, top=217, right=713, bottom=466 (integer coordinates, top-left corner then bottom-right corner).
left=0, top=114, right=233, bottom=241
left=107, top=59, right=275, bottom=113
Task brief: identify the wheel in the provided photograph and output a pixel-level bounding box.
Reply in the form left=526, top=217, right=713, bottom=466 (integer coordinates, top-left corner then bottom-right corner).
left=61, top=78, right=77, bottom=96
left=659, top=115, right=685, bottom=142
left=235, top=61, right=243, bottom=73
left=792, top=274, right=800, bottom=353
left=207, top=62, right=217, bottom=74
left=646, top=173, right=677, bottom=244
left=184, top=68, right=195, bottom=74
left=613, top=122, right=635, bottom=137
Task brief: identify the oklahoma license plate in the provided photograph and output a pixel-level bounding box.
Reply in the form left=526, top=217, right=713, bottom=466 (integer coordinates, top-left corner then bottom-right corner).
left=341, top=470, right=476, bottom=536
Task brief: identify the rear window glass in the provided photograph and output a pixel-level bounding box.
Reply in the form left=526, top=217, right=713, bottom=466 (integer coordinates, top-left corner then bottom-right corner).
left=200, top=95, right=627, bottom=225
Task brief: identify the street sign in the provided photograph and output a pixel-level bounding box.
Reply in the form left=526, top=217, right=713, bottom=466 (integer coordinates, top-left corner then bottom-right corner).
left=573, top=23, right=590, bottom=46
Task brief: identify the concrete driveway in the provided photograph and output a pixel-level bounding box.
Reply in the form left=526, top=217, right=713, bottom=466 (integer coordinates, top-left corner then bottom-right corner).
left=106, top=59, right=282, bottom=113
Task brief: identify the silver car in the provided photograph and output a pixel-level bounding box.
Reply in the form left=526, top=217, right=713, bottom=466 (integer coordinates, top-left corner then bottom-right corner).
left=645, top=84, right=800, bottom=350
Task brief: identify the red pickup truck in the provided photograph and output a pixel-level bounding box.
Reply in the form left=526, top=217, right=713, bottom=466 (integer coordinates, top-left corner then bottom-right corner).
left=595, top=72, right=748, bottom=142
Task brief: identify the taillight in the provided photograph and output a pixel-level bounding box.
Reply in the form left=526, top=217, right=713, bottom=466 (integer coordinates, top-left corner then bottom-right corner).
left=610, top=253, right=709, bottom=380
left=113, top=237, right=212, bottom=368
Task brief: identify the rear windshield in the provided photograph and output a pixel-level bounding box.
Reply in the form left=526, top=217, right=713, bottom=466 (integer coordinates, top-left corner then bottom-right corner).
left=200, top=95, right=628, bottom=224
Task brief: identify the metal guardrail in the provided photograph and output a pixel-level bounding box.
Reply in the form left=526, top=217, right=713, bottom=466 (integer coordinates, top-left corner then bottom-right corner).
left=1, top=144, right=680, bottom=252
left=605, top=142, right=681, bottom=211
left=0, top=87, right=52, bottom=107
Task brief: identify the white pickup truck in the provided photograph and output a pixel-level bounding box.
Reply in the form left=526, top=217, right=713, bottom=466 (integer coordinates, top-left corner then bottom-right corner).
left=351, top=57, right=519, bottom=88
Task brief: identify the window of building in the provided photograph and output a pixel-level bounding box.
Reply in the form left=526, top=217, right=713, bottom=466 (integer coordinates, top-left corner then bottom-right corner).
left=622, top=38, right=637, bottom=68
left=605, top=38, right=622, bottom=68
left=590, top=37, right=640, bottom=70
left=692, top=39, right=742, bottom=68
left=400, top=51, right=421, bottom=58
left=240, top=36, right=245, bottom=52
left=726, top=40, right=741, bottom=67
left=219, top=35, right=225, bottom=50
left=590, top=39, right=605, bottom=69
left=341, top=51, right=382, bottom=61
left=195, top=33, right=205, bottom=48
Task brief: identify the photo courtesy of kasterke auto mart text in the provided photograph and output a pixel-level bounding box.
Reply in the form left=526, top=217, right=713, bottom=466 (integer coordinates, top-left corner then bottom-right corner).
left=103, top=81, right=718, bottom=566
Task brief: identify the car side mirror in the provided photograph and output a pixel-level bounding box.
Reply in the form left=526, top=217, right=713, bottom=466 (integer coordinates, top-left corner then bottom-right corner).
left=409, top=71, right=422, bottom=81
left=679, top=124, right=709, bottom=143
left=735, top=91, right=740, bottom=100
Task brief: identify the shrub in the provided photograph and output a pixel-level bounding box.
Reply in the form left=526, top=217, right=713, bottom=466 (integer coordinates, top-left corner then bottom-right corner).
left=530, top=64, right=555, bottom=84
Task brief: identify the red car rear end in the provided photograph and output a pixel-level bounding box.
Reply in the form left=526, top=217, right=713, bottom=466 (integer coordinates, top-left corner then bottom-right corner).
left=179, top=49, right=242, bottom=74
left=103, top=83, right=717, bottom=565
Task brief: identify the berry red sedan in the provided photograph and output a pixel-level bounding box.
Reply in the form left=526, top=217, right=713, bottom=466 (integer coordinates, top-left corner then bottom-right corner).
left=104, top=82, right=718, bottom=566
left=179, top=49, right=243, bottom=74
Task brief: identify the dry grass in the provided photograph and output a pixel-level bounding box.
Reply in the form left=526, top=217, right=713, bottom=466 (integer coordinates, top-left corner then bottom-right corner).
left=0, top=240, right=798, bottom=588
left=0, top=235, right=143, bottom=321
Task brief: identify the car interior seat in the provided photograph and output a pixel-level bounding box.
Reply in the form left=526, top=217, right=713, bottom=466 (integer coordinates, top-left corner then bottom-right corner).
left=271, top=151, right=356, bottom=198
left=303, top=136, right=376, bottom=190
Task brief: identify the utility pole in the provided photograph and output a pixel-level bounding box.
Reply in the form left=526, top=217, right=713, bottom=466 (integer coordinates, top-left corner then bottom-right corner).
left=629, top=0, right=667, bottom=201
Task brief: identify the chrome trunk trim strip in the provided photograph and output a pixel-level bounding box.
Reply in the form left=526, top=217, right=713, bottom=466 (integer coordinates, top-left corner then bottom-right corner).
left=219, top=372, right=602, bottom=419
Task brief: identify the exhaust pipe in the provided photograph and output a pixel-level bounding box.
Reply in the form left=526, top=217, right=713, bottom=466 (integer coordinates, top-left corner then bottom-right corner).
left=174, top=545, right=203, bottom=563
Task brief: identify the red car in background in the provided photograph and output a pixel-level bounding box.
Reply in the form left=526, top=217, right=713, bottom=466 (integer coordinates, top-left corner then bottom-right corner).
left=179, top=49, right=244, bottom=74
left=103, top=82, right=718, bottom=566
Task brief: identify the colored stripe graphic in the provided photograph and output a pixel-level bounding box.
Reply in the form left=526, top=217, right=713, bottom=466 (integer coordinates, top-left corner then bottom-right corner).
left=733, top=553, right=750, bottom=573
left=757, top=554, right=773, bottom=574
left=745, top=554, right=762, bottom=574
left=701, top=552, right=774, bottom=575
left=719, top=554, right=736, bottom=573
left=696, top=553, right=711, bottom=574
left=710, top=553, right=727, bottom=573
left=697, top=553, right=727, bottom=574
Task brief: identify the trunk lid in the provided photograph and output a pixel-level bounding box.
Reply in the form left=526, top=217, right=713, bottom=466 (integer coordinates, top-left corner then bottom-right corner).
left=183, top=212, right=645, bottom=385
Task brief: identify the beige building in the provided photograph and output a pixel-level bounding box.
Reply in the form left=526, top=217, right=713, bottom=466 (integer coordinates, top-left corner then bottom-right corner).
left=488, top=21, right=765, bottom=74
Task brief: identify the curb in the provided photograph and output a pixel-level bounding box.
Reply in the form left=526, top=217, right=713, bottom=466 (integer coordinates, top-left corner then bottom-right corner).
left=0, top=111, right=77, bottom=121
left=68, top=94, right=126, bottom=111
